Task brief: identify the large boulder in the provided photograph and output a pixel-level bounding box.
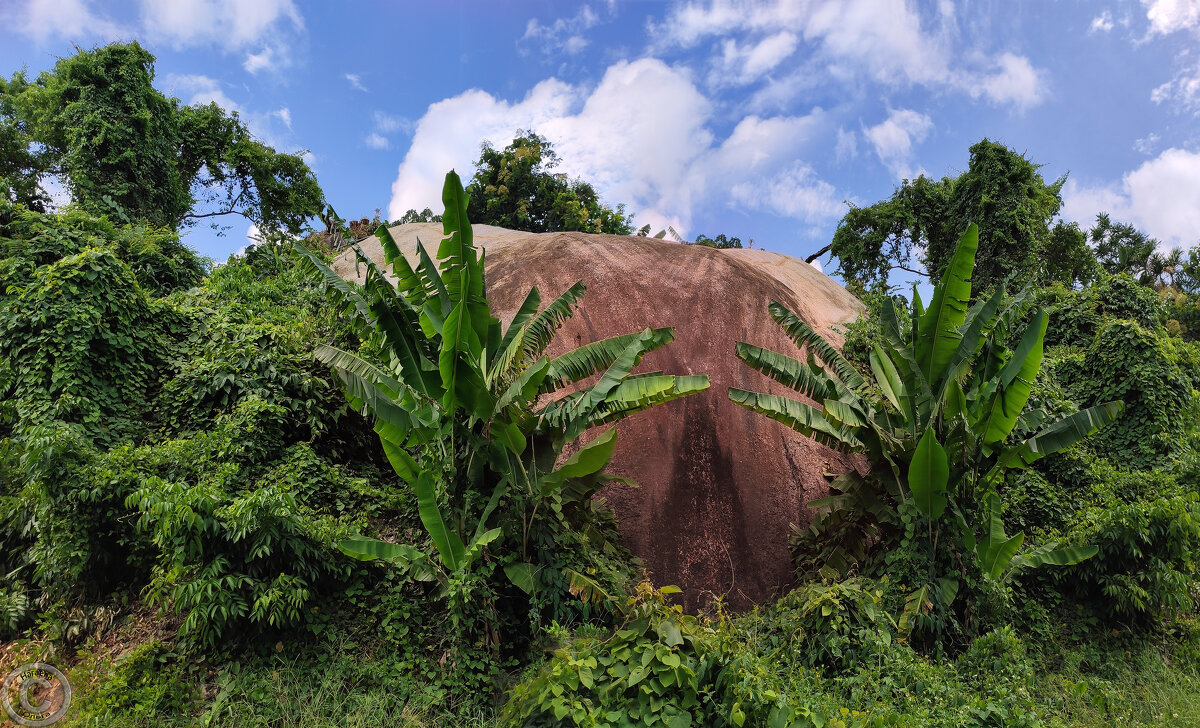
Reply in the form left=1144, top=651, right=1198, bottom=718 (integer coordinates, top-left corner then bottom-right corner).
left=333, top=223, right=864, bottom=610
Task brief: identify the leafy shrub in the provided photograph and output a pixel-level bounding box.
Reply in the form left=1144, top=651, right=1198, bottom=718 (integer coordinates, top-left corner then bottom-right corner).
left=125, top=399, right=356, bottom=647
left=1063, top=319, right=1195, bottom=468
left=0, top=246, right=169, bottom=444
left=73, top=641, right=195, bottom=727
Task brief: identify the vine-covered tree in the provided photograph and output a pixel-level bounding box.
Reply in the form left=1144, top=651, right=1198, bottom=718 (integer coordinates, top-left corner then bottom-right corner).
left=0, top=41, right=323, bottom=235
left=465, top=131, right=633, bottom=235
left=830, top=139, right=1093, bottom=291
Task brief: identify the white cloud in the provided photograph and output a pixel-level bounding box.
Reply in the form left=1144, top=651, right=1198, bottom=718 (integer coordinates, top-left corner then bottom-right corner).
left=15, top=0, right=126, bottom=42
left=345, top=73, right=368, bottom=92
left=649, top=0, right=1046, bottom=109
left=373, top=112, right=411, bottom=135
left=1152, top=61, right=1200, bottom=112
left=363, top=112, right=413, bottom=152
left=1134, top=132, right=1161, bottom=154
left=1090, top=11, right=1115, bottom=33
left=388, top=58, right=844, bottom=233
left=274, top=107, right=292, bottom=130
left=1063, top=147, right=1200, bottom=249
left=710, top=31, right=798, bottom=86
left=963, top=52, right=1045, bottom=111
left=1143, top=0, right=1200, bottom=35
left=520, top=5, right=602, bottom=56
left=864, top=108, right=933, bottom=179
left=163, top=74, right=240, bottom=111
left=835, top=127, right=858, bottom=162
left=138, top=0, right=304, bottom=71
left=243, top=47, right=279, bottom=74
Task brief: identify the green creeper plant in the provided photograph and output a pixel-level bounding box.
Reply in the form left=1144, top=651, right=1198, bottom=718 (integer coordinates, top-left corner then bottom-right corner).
left=297, top=170, right=707, bottom=622
left=730, top=224, right=1123, bottom=639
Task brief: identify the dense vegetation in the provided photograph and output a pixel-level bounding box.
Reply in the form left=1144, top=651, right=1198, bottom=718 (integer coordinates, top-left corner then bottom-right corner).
left=1, top=42, right=1198, bottom=728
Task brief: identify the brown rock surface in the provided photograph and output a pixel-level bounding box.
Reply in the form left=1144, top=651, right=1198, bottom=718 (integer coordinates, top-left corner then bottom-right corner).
left=333, top=223, right=865, bottom=610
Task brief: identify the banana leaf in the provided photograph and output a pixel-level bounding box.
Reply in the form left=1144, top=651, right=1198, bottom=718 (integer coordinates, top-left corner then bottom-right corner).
left=736, top=341, right=836, bottom=401
left=728, top=388, right=862, bottom=451
left=980, top=309, right=1048, bottom=446
left=769, top=301, right=865, bottom=389
left=917, top=224, right=978, bottom=384
left=909, top=427, right=949, bottom=519
left=524, top=281, right=586, bottom=359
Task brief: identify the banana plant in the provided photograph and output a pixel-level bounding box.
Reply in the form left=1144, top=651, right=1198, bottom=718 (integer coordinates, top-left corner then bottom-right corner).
left=296, top=170, right=708, bottom=597
left=730, top=224, right=1120, bottom=592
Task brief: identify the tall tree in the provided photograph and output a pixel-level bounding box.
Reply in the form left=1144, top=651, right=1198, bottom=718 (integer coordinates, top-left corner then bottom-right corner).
left=830, top=139, right=1090, bottom=291
left=1088, top=212, right=1183, bottom=287
left=1, top=42, right=323, bottom=235
left=465, top=131, right=633, bottom=235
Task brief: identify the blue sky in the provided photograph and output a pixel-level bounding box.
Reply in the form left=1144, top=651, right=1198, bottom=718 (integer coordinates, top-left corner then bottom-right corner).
left=3, top=0, right=1200, bottom=274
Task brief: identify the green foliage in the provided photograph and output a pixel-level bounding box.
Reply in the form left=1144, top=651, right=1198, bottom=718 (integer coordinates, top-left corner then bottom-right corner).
left=830, top=139, right=1086, bottom=291
left=300, top=170, right=706, bottom=650
left=71, top=642, right=195, bottom=727
left=735, top=225, right=1119, bottom=646
left=691, top=233, right=743, bottom=249
left=1056, top=318, right=1193, bottom=468
left=1, top=41, right=323, bottom=234
left=465, top=131, right=633, bottom=234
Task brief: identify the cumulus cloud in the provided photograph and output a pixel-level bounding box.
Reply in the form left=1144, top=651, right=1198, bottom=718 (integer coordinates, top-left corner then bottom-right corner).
left=1143, top=0, right=1200, bottom=35
left=648, top=0, right=1046, bottom=109
left=138, top=0, right=304, bottom=72
left=388, top=58, right=844, bottom=235
left=1062, top=147, right=1200, bottom=249
left=13, top=0, right=306, bottom=72
left=864, top=108, right=933, bottom=180
left=13, top=0, right=126, bottom=42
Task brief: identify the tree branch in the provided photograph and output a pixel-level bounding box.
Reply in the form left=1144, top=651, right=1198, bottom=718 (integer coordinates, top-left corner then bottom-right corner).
left=805, top=243, right=833, bottom=264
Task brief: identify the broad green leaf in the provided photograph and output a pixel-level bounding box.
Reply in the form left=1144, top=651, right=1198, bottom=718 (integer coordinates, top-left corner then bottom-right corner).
left=984, top=401, right=1124, bottom=485
left=980, top=532, right=1025, bottom=580
left=917, top=224, right=978, bottom=384
left=498, top=287, right=541, bottom=356
left=544, top=328, right=675, bottom=393
left=542, top=428, right=619, bottom=491
left=869, top=343, right=906, bottom=415
left=658, top=620, right=684, bottom=647
left=728, top=388, right=862, bottom=451
left=1005, top=542, right=1098, bottom=581
left=908, top=427, right=949, bottom=519
left=504, top=562, right=537, bottom=594
left=769, top=301, right=865, bottom=389
left=524, top=281, right=586, bottom=359
left=494, top=356, right=551, bottom=414
left=415, top=470, right=466, bottom=571
left=736, top=341, right=835, bottom=401
left=981, top=309, right=1047, bottom=445
left=338, top=537, right=421, bottom=563
left=462, top=527, right=501, bottom=567
left=337, top=538, right=437, bottom=581
left=899, top=585, right=930, bottom=640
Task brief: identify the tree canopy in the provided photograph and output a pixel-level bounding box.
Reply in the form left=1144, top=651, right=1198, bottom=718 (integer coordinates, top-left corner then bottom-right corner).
left=830, top=139, right=1088, bottom=291
left=465, top=131, right=633, bottom=235
left=0, top=42, right=323, bottom=235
